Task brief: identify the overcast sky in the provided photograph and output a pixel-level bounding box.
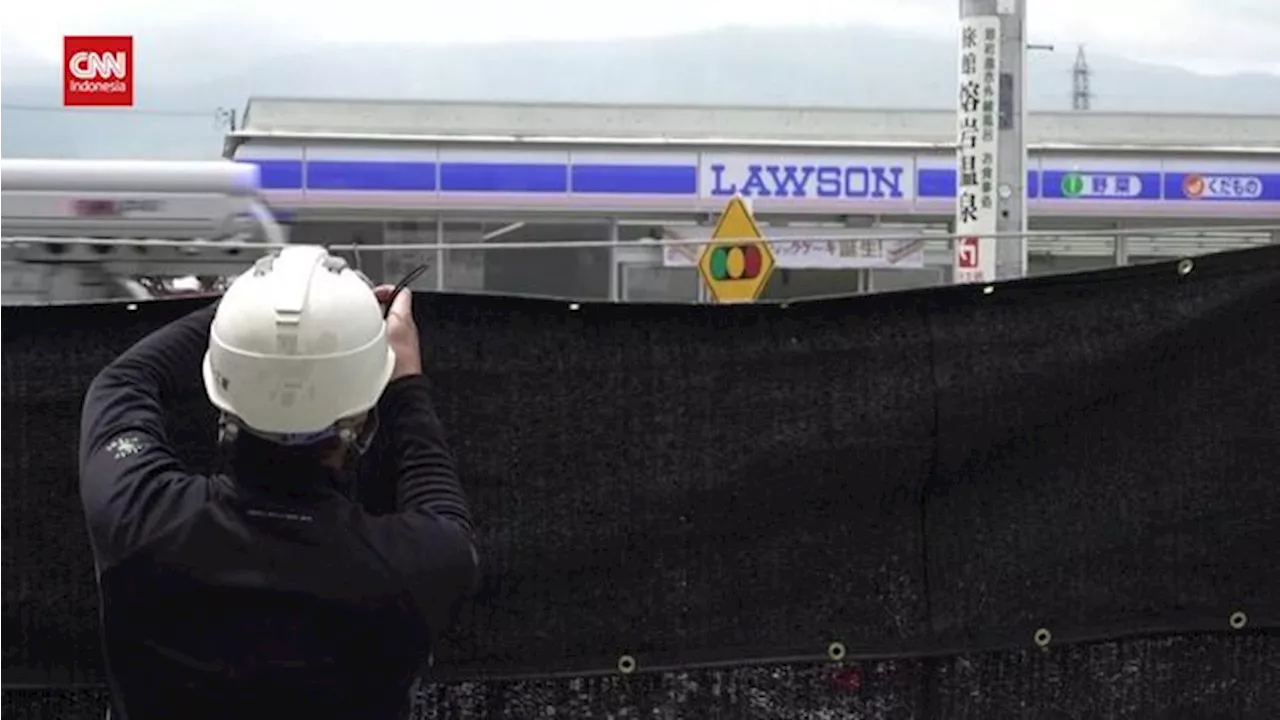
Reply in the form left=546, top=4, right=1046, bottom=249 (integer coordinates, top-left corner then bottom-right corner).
left=4, top=0, right=1278, bottom=75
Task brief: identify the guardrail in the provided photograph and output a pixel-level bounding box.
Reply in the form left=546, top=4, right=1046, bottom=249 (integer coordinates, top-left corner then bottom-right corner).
left=3, top=224, right=1277, bottom=254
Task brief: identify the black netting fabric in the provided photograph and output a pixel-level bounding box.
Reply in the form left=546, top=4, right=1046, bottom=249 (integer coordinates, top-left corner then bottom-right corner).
left=3, top=246, right=1279, bottom=719
left=4, top=635, right=1278, bottom=719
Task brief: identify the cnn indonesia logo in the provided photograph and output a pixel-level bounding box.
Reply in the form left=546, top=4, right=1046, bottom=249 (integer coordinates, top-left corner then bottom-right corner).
left=64, top=36, right=133, bottom=107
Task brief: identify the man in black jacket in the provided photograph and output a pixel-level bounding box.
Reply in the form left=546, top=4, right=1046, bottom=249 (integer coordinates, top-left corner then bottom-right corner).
left=78, top=245, right=478, bottom=720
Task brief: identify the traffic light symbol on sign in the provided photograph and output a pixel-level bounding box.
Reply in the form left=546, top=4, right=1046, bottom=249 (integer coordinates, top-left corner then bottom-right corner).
left=697, top=195, right=776, bottom=303
left=708, top=244, right=765, bottom=281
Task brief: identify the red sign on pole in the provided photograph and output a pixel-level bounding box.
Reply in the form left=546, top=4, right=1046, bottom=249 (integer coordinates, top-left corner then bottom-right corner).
left=957, top=236, right=980, bottom=269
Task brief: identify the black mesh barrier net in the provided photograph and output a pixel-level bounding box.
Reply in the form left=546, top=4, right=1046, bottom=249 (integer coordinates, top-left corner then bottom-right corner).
left=3, top=246, right=1279, bottom=719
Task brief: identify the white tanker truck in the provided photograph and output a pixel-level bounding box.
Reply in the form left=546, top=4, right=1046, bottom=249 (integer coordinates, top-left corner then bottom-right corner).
left=1, top=159, right=287, bottom=304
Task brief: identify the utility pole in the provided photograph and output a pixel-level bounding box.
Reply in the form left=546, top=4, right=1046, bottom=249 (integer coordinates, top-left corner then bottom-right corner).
left=1072, top=45, right=1093, bottom=111
left=216, top=107, right=238, bottom=131
left=955, top=0, right=1028, bottom=283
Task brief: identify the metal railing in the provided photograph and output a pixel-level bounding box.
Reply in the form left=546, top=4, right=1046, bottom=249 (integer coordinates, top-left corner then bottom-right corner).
left=2, top=224, right=1277, bottom=254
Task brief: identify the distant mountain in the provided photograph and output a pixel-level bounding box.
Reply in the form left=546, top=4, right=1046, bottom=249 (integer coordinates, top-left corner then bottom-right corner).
left=3, top=24, right=1279, bottom=160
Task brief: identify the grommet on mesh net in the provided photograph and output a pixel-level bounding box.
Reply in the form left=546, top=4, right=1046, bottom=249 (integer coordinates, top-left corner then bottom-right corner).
left=827, top=641, right=846, bottom=661
left=1229, top=611, right=1248, bottom=630
left=982, top=285, right=995, bottom=295
left=616, top=654, right=637, bottom=675
left=1177, top=258, right=1195, bottom=276
left=1033, top=628, right=1052, bottom=648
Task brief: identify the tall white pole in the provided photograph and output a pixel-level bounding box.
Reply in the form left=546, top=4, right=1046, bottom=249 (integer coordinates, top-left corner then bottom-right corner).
left=956, top=0, right=1028, bottom=283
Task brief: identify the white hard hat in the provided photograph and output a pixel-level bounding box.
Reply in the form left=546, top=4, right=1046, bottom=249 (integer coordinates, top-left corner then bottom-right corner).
left=202, top=245, right=395, bottom=437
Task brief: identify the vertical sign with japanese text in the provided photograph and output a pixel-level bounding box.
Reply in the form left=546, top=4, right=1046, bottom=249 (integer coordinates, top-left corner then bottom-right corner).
left=954, top=16, right=1000, bottom=284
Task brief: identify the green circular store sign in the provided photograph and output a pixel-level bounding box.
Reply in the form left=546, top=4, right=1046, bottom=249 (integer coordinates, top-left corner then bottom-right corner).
left=1061, top=172, right=1085, bottom=198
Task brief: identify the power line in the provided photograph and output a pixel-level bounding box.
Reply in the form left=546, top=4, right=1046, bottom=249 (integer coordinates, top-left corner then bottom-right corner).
left=3, top=103, right=212, bottom=118
left=2, top=103, right=238, bottom=129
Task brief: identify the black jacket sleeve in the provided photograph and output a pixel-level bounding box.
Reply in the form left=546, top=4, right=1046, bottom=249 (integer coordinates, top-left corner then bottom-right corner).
left=365, top=375, right=480, bottom=631
left=79, top=303, right=217, bottom=573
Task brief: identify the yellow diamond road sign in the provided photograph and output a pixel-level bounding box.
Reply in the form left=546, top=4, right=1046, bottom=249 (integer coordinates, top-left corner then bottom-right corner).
left=697, top=196, right=776, bottom=303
